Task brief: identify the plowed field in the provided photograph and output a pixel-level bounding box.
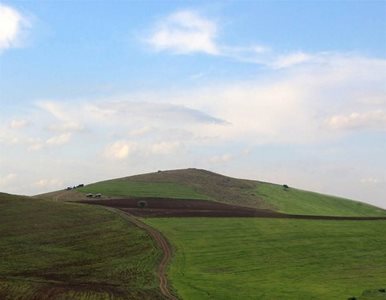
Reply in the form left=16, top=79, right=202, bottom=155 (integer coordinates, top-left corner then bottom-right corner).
left=79, top=197, right=386, bottom=220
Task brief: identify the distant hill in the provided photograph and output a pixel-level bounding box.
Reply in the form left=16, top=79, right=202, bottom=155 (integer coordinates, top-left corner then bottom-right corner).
left=50, top=168, right=386, bottom=217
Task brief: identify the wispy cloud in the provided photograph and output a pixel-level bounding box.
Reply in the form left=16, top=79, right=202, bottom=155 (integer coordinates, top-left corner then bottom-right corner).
left=146, top=10, right=219, bottom=55
left=150, top=141, right=181, bottom=155
left=208, top=154, right=233, bottom=164
left=270, top=52, right=314, bottom=69
left=34, top=178, right=63, bottom=190
left=143, top=9, right=296, bottom=66
left=327, top=110, right=386, bottom=131
left=46, top=133, right=72, bottom=145
left=360, top=177, right=382, bottom=185
left=169, top=54, right=386, bottom=143
left=104, top=140, right=182, bottom=160
left=0, top=173, right=17, bottom=188
left=145, top=10, right=269, bottom=62
left=104, top=140, right=138, bottom=160
left=145, top=9, right=385, bottom=74
left=9, top=119, right=29, bottom=129
left=0, top=3, right=30, bottom=53
left=144, top=10, right=319, bottom=68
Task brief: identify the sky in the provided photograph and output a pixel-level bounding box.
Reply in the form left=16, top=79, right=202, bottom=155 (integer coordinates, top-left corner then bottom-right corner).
left=0, top=0, right=385, bottom=208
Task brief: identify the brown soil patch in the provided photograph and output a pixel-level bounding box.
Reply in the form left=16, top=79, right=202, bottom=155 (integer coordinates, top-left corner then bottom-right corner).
left=79, top=197, right=386, bottom=220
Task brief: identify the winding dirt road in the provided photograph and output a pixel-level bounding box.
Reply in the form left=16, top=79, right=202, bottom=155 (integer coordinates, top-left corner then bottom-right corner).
left=109, top=208, right=177, bottom=300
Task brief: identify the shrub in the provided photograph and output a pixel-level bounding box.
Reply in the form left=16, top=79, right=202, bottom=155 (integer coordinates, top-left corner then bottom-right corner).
left=137, top=200, right=148, bottom=208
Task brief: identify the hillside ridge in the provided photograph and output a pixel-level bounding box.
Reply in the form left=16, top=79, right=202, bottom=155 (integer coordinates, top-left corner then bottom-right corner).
left=40, top=168, right=386, bottom=217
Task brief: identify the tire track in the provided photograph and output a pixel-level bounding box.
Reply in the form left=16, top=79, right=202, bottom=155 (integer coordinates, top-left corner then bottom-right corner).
left=107, top=208, right=177, bottom=300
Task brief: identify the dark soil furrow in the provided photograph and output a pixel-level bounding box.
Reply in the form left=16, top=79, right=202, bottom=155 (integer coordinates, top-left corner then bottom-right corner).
left=80, top=197, right=386, bottom=220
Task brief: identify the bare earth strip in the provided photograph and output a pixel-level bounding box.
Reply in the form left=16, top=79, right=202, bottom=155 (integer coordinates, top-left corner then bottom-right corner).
left=107, top=208, right=178, bottom=300
left=81, top=197, right=386, bottom=220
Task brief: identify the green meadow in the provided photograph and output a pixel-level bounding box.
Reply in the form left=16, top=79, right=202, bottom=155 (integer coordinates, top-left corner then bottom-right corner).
left=0, top=193, right=162, bottom=299
left=146, top=217, right=386, bottom=300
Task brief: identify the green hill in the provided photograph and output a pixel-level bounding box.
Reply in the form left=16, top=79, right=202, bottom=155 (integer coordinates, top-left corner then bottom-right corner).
left=0, top=192, right=162, bottom=299
left=74, top=168, right=385, bottom=217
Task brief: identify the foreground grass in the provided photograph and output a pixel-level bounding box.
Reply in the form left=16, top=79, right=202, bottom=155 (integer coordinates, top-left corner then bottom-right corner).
left=254, top=183, right=386, bottom=216
left=145, top=217, right=386, bottom=300
left=0, top=193, right=162, bottom=300
left=78, top=180, right=210, bottom=200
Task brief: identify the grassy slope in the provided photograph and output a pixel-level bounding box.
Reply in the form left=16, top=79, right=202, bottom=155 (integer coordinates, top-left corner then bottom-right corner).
left=253, top=183, right=386, bottom=216
left=0, top=192, right=162, bottom=300
left=76, top=168, right=385, bottom=217
left=145, top=217, right=386, bottom=300
left=78, top=179, right=210, bottom=200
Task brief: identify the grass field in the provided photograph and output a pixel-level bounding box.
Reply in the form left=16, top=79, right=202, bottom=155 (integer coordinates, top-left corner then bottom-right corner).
left=78, top=179, right=211, bottom=200
left=0, top=192, right=162, bottom=299
left=253, top=183, right=386, bottom=216
left=145, top=217, right=386, bottom=300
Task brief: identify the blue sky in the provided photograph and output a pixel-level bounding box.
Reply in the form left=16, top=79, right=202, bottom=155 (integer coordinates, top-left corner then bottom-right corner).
left=0, top=1, right=385, bottom=208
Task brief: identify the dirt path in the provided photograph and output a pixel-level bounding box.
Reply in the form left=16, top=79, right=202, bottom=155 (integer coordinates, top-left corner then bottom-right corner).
left=108, top=208, right=177, bottom=300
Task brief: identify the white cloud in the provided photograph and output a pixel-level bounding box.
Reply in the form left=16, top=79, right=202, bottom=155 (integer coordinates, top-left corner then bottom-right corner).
left=2, top=54, right=384, bottom=157
left=104, top=140, right=182, bottom=160
left=28, top=141, right=44, bottom=152
left=9, top=119, right=29, bottom=129
left=8, top=53, right=382, bottom=158
left=146, top=10, right=219, bottom=54
left=360, top=177, right=381, bottom=185
left=26, top=134, right=73, bottom=151
left=326, top=110, right=386, bottom=131
left=209, top=154, right=233, bottom=164
left=37, top=101, right=71, bottom=121
left=176, top=54, right=386, bottom=143
left=35, top=178, right=63, bottom=190
left=145, top=10, right=385, bottom=74
left=46, top=133, right=72, bottom=145
left=48, top=121, right=84, bottom=133
left=271, top=52, right=314, bottom=69
left=145, top=9, right=270, bottom=60
left=0, top=128, right=19, bottom=144
left=150, top=141, right=181, bottom=155
left=104, top=140, right=138, bottom=160
left=0, top=4, right=29, bottom=52
left=0, top=173, right=17, bottom=188
left=143, top=10, right=327, bottom=67
left=128, top=126, right=153, bottom=137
